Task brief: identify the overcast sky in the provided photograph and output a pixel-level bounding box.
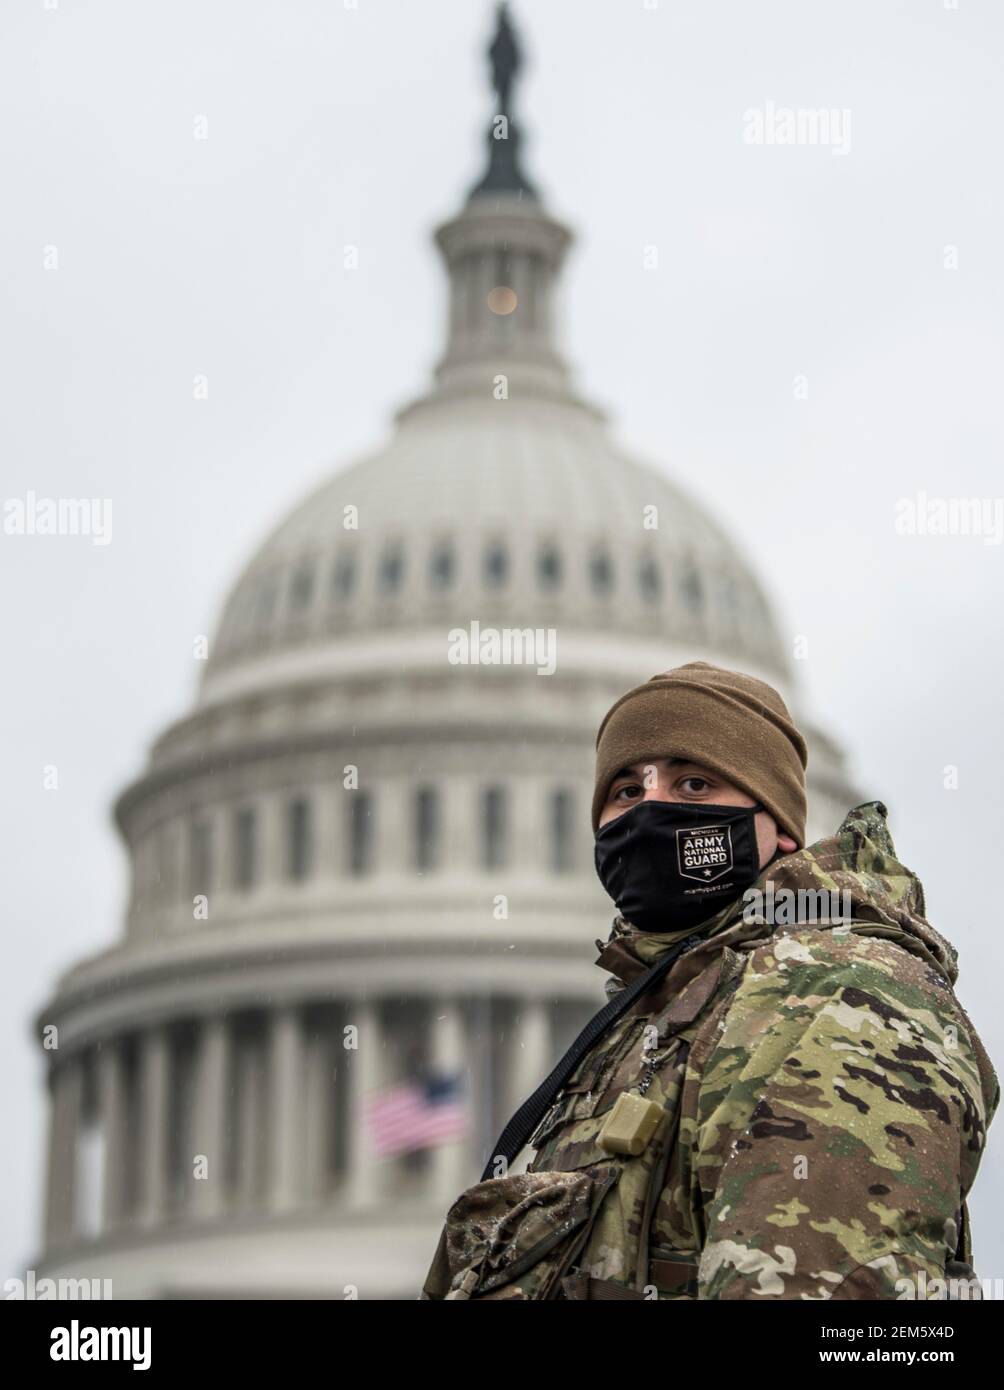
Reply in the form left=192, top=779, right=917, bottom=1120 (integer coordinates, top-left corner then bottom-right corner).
left=2, top=0, right=1002, bottom=1284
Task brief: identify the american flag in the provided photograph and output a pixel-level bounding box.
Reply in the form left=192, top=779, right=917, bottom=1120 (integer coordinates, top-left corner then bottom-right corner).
left=364, top=1071, right=467, bottom=1157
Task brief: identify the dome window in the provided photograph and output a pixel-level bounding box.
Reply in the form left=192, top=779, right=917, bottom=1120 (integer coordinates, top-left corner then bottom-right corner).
left=286, top=797, right=314, bottom=881
left=537, top=543, right=562, bottom=591
left=483, top=542, right=509, bottom=588
left=331, top=554, right=355, bottom=601
left=678, top=562, right=703, bottom=614
left=590, top=550, right=613, bottom=596
left=638, top=555, right=661, bottom=601
left=290, top=561, right=316, bottom=611
left=549, top=788, right=575, bottom=872
left=188, top=818, right=213, bottom=899
left=233, top=807, right=258, bottom=891
left=155, top=823, right=178, bottom=903
left=379, top=543, right=405, bottom=594
left=349, top=790, right=374, bottom=875
left=719, top=573, right=739, bottom=627
left=413, top=785, right=440, bottom=871
left=429, top=543, right=455, bottom=590
left=253, top=577, right=278, bottom=632
left=480, top=785, right=508, bottom=869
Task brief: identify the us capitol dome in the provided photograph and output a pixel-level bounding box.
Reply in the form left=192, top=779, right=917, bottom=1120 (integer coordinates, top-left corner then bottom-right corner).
left=32, top=5, right=859, bottom=1299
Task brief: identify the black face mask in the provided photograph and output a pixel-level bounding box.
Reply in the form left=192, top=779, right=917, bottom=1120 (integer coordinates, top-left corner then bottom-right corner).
left=594, top=798, right=775, bottom=934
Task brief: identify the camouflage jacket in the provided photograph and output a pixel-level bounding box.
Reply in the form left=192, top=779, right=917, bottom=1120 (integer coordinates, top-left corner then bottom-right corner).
left=421, top=802, right=999, bottom=1300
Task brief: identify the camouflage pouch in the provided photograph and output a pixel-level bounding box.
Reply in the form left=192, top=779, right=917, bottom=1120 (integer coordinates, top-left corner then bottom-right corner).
left=421, top=1165, right=623, bottom=1300
left=943, top=1199, right=985, bottom=1299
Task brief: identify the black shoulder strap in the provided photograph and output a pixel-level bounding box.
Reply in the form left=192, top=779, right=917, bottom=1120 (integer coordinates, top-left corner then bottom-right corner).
left=956, top=1198, right=970, bottom=1263
left=479, top=931, right=704, bottom=1183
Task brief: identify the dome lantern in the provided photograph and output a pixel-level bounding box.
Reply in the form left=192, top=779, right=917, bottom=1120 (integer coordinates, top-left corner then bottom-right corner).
left=401, top=4, right=587, bottom=417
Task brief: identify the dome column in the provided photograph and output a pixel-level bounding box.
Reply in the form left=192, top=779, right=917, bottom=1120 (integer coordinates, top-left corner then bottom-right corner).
left=506, top=997, right=553, bottom=1171
left=464, top=994, right=494, bottom=1178
left=267, top=1003, right=306, bottom=1213
left=136, top=1024, right=170, bottom=1228
left=260, top=793, right=285, bottom=891
left=441, top=774, right=470, bottom=873
left=198, top=805, right=224, bottom=921
left=191, top=1014, right=231, bottom=1219
left=512, top=774, right=544, bottom=874
left=44, top=1051, right=83, bottom=1249
left=96, top=1037, right=130, bottom=1234
left=234, top=1027, right=264, bottom=1209
left=428, top=999, right=468, bottom=1205
left=376, top=773, right=407, bottom=877
left=314, top=783, right=339, bottom=885
left=302, top=1014, right=333, bottom=1201
left=345, top=998, right=383, bottom=1208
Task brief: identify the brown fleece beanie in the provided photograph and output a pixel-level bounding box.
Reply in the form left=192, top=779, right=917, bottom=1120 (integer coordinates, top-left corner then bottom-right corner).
left=592, top=661, right=809, bottom=845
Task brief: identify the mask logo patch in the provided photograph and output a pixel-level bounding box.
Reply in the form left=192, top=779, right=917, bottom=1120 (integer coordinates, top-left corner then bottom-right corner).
left=676, top=824, right=734, bottom=882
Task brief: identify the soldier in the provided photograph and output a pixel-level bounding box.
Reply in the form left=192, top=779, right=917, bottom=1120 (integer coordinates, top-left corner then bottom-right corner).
left=421, top=661, right=999, bottom=1300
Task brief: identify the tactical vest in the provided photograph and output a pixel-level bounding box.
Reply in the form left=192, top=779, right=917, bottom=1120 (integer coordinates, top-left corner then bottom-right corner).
left=420, top=935, right=982, bottom=1301
left=421, top=964, right=717, bottom=1300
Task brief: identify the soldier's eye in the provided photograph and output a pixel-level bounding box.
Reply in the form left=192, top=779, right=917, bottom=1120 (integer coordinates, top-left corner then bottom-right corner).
left=680, top=777, right=709, bottom=794
left=613, top=783, right=642, bottom=801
